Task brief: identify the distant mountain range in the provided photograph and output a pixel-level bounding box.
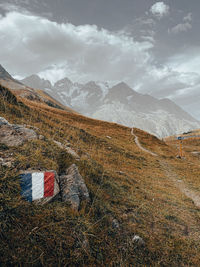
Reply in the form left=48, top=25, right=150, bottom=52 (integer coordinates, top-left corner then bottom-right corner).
left=21, top=74, right=200, bottom=138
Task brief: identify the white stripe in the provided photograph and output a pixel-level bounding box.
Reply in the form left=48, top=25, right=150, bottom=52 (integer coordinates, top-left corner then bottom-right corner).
left=32, top=173, right=44, bottom=200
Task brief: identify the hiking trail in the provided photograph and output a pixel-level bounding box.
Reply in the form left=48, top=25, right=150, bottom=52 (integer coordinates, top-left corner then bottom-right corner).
left=131, top=128, right=200, bottom=209
left=131, top=128, right=157, bottom=156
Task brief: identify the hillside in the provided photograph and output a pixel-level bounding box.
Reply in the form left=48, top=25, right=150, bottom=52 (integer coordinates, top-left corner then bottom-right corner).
left=1, top=84, right=200, bottom=265
left=0, top=65, right=76, bottom=114
left=21, top=75, right=200, bottom=138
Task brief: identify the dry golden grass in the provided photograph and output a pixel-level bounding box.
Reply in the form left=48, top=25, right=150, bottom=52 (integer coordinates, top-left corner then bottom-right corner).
left=1, top=84, right=200, bottom=265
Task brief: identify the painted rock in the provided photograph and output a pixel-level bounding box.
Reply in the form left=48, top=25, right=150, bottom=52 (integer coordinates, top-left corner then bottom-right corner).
left=19, top=170, right=60, bottom=204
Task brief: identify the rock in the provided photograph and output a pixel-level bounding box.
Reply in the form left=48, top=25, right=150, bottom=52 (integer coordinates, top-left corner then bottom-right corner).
left=60, top=164, right=90, bottom=210
left=112, top=219, right=120, bottom=229
left=25, top=125, right=40, bottom=131
left=19, top=170, right=60, bottom=204
left=39, top=135, right=45, bottom=140
left=0, top=157, right=13, bottom=168
left=53, top=140, right=80, bottom=159
left=65, top=147, right=80, bottom=160
left=53, top=140, right=64, bottom=149
left=116, top=171, right=126, bottom=175
left=0, top=118, right=38, bottom=147
left=0, top=117, right=10, bottom=126
left=132, top=235, right=145, bottom=247
left=106, top=136, right=112, bottom=139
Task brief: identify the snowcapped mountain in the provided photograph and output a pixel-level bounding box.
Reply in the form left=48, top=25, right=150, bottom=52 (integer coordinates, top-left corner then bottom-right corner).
left=21, top=75, right=200, bottom=138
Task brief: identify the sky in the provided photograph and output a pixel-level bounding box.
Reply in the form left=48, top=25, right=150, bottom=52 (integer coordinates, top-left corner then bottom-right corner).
left=0, top=0, right=200, bottom=119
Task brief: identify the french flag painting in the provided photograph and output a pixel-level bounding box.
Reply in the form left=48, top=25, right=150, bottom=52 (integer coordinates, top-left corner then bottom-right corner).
left=20, top=172, right=55, bottom=202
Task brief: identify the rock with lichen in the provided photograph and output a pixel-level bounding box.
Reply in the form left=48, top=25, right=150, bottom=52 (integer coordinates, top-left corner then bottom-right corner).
left=60, top=164, right=90, bottom=210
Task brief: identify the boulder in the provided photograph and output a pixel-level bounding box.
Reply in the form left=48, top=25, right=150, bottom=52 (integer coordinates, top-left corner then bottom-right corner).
left=19, top=170, right=60, bottom=204
left=0, top=118, right=38, bottom=147
left=60, top=164, right=90, bottom=210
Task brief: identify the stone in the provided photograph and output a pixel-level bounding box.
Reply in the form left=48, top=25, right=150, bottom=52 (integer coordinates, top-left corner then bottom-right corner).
left=39, top=135, right=45, bottom=140
left=116, top=171, right=126, bottom=175
left=112, top=219, right=120, bottom=229
left=60, top=164, right=90, bottom=210
left=0, top=117, right=10, bottom=126
left=65, top=147, right=80, bottom=160
left=53, top=140, right=80, bottom=159
left=0, top=157, right=13, bottom=168
left=19, top=170, right=60, bottom=205
left=0, top=117, right=38, bottom=147
left=132, top=235, right=145, bottom=247
left=53, top=140, right=64, bottom=149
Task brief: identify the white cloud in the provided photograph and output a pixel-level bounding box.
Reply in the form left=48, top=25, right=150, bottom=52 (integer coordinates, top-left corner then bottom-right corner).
left=150, top=2, right=170, bottom=19
left=0, top=11, right=154, bottom=84
left=170, top=22, right=192, bottom=34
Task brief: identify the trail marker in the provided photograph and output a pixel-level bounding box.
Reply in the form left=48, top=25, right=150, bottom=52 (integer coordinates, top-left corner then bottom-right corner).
left=177, top=137, right=183, bottom=157
left=20, top=171, right=59, bottom=203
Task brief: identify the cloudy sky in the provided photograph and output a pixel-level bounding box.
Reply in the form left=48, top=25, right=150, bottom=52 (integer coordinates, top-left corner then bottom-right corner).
left=0, top=0, right=200, bottom=119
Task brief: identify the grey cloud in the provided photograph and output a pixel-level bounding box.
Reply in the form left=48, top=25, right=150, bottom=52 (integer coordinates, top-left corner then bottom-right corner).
left=169, top=12, right=193, bottom=34
left=170, top=22, right=192, bottom=34
left=183, top=12, right=192, bottom=22
left=0, top=2, right=199, bottom=120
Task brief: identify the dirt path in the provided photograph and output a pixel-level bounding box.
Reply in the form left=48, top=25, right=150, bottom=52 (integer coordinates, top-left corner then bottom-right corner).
left=159, top=160, right=200, bottom=208
left=131, top=128, right=200, bottom=208
left=131, top=128, right=158, bottom=156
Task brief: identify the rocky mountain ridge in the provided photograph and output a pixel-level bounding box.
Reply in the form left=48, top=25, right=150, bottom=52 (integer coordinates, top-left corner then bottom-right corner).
left=21, top=74, right=200, bottom=138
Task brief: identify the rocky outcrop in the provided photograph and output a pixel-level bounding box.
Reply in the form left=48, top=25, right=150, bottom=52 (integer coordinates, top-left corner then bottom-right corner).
left=0, top=117, right=38, bottom=147
left=53, top=140, right=80, bottom=160
left=60, top=164, right=90, bottom=210
left=0, top=117, right=89, bottom=208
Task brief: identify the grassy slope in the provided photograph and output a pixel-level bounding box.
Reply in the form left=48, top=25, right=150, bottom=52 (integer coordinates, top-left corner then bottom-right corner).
left=1, top=85, right=200, bottom=266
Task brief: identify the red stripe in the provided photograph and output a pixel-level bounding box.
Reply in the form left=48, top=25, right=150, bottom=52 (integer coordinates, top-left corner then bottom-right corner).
left=44, top=172, right=54, bottom=197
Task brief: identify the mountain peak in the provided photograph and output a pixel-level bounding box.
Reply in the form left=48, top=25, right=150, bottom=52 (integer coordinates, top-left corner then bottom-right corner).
left=106, top=81, right=137, bottom=101
left=116, top=81, right=130, bottom=87
left=22, top=75, right=52, bottom=89
left=54, top=77, right=73, bottom=88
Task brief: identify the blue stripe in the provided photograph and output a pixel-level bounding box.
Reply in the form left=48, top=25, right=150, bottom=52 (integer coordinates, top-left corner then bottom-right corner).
left=20, top=173, right=32, bottom=202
